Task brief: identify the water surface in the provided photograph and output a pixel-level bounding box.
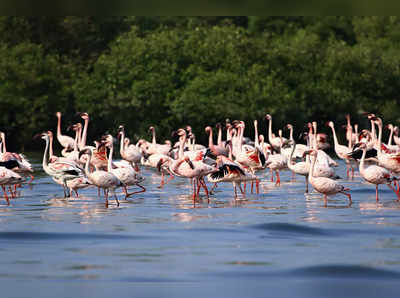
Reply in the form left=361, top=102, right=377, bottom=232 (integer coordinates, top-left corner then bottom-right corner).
left=1, top=158, right=400, bottom=297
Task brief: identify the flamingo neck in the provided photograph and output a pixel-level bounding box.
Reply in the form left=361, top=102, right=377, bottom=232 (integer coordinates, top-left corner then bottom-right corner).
left=119, top=131, right=125, bottom=156
left=178, top=135, right=186, bottom=158
left=254, top=122, right=259, bottom=147
left=84, top=151, right=92, bottom=176
left=49, top=134, right=54, bottom=158
left=80, top=118, right=89, bottom=149
left=107, top=144, right=114, bottom=172
left=359, top=147, right=367, bottom=175
left=388, top=126, right=393, bottom=146
left=57, top=115, right=62, bottom=137
left=330, top=124, right=340, bottom=150
left=268, top=117, right=273, bottom=144
left=1, top=134, right=6, bottom=153
left=152, top=129, right=156, bottom=145
left=208, top=129, right=214, bottom=149
left=371, top=120, right=377, bottom=143
left=309, top=153, right=317, bottom=181
left=289, top=127, right=294, bottom=141
left=217, top=126, right=222, bottom=146
left=42, top=137, right=50, bottom=172
left=377, top=119, right=383, bottom=155
left=73, top=129, right=79, bottom=152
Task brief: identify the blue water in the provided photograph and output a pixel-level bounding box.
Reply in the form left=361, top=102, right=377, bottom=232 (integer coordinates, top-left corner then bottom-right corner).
left=1, top=158, right=400, bottom=297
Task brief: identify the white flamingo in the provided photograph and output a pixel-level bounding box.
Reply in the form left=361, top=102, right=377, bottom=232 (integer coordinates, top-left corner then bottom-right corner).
left=118, top=125, right=142, bottom=171
left=306, top=150, right=352, bottom=206
left=287, top=140, right=310, bottom=193
left=55, top=112, right=75, bottom=150
left=40, top=132, right=85, bottom=198
left=358, top=143, right=399, bottom=201
left=327, top=121, right=355, bottom=178
left=79, top=143, right=122, bottom=207
left=265, top=114, right=287, bottom=152
left=103, top=135, right=145, bottom=199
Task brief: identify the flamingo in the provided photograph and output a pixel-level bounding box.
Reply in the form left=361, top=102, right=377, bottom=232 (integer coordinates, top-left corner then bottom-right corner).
left=55, top=112, right=75, bottom=150
left=286, top=140, right=310, bottom=193
left=0, top=165, right=23, bottom=205
left=118, top=125, right=142, bottom=171
left=285, top=124, right=308, bottom=158
left=370, top=115, right=400, bottom=174
left=102, top=135, right=145, bottom=199
left=327, top=121, right=355, bottom=178
left=357, top=143, right=400, bottom=201
left=0, top=131, right=34, bottom=182
left=205, top=126, right=229, bottom=157
left=39, top=132, right=85, bottom=198
left=143, top=126, right=171, bottom=156
left=265, top=114, right=287, bottom=152
left=79, top=143, right=122, bottom=207
left=305, top=150, right=352, bottom=206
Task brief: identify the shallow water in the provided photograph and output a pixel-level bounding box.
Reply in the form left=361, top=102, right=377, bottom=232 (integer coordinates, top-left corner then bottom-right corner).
left=1, top=158, right=400, bottom=297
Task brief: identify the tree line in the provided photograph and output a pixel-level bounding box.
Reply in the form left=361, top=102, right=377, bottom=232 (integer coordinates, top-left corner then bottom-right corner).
left=1, top=16, right=399, bottom=151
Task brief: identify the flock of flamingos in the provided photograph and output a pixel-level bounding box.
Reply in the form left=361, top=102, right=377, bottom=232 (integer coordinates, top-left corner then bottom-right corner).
left=1, top=112, right=400, bottom=207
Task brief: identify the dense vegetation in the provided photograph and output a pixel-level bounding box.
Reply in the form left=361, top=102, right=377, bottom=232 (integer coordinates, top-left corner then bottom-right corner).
left=1, top=16, right=400, bottom=151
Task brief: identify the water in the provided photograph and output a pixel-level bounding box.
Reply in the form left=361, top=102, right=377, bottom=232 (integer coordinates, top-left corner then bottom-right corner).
left=1, top=157, right=400, bottom=297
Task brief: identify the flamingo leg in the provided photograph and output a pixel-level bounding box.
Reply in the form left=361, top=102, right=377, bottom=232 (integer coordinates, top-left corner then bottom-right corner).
left=210, top=183, right=218, bottom=194
left=256, top=179, right=260, bottom=194
left=74, top=189, right=79, bottom=198
left=291, top=171, right=296, bottom=182
left=125, top=184, right=146, bottom=198
left=104, top=188, right=109, bottom=207
left=200, top=178, right=209, bottom=198
left=251, top=181, right=254, bottom=193
left=158, top=171, right=165, bottom=189
left=323, top=194, right=328, bottom=207
left=196, top=178, right=201, bottom=196
left=342, top=192, right=352, bottom=205
left=239, top=183, right=245, bottom=195
left=270, top=169, right=274, bottom=182
left=376, top=185, right=379, bottom=202
left=1, top=186, right=10, bottom=205
left=387, top=183, right=400, bottom=200
left=112, top=190, right=120, bottom=206
left=233, top=184, right=238, bottom=198
left=192, top=178, right=197, bottom=200
left=305, top=176, right=309, bottom=193
left=29, top=174, right=34, bottom=184
left=275, top=171, right=280, bottom=186
left=244, top=182, right=247, bottom=193
left=351, top=166, right=355, bottom=179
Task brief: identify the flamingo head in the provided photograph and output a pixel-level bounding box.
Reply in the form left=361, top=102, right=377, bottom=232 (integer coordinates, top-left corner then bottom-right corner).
left=205, top=126, right=212, bottom=134
left=78, top=148, right=92, bottom=159
left=265, top=114, right=272, bottom=121
left=55, top=112, right=61, bottom=118
left=215, top=122, right=222, bottom=129
left=326, top=121, right=334, bottom=128
left=303, top=149, right=317, bottom=158
left=165, top=140, right=172, bottom=146
left=79, top=112, right=89, bottom=120
left=124, top=138, right=130, bottom=146
left=156, top=158, right=166, bottom=172
left=253, top=119, right=258, bottom=127
left=185, top=125, right=192, bottom=132
left=148, top=126, right=155, bottom=132
left=184, top=156, right=195, bottom=170
left=259, top=134, right=264, bottom=142
left=137, top=139, right=146, bottom=148
left=286, top=124, right=293, bottom=130
left=47, top=131, right=53, bottom=138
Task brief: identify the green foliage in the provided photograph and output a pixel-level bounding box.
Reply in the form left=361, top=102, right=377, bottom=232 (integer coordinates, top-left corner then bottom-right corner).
left=1, top=16, right=400, bottom=149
